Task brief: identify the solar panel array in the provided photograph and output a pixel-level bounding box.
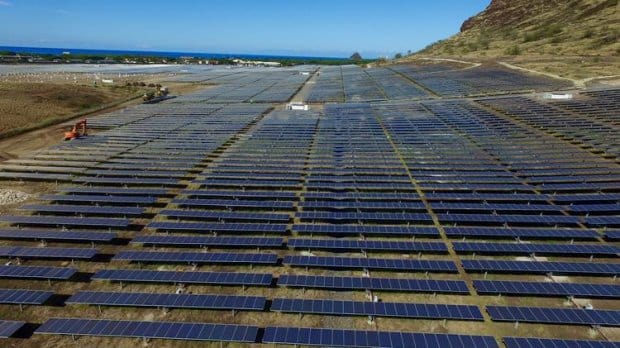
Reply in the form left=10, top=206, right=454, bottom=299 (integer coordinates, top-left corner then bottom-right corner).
left=0, top=64, right=617, bottom=346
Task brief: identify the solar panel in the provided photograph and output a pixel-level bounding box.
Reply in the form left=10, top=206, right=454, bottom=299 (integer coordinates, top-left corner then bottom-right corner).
left=453, top=242, right=619, bottom=256
left=277, top=274, right=468, bottom=293
left=92, top=269, right=272, bottom=286
left=148, top=221, right=288, bottom=234
left=504, top=337, right=620, bottom=348
left=113, top=250, right=278, bottom=264
left=0, top=215, right=130, bottom=228
left=463, top=260, right=620, bottom=276
left=0, top=288, right=53, bottom=305
left=487, top=306, right=620, bottom=326
left=283, top=255, right=457, bottom=272
left=59, top=187, right=168, bottom=196
left=160, top=209, right=290, bottom=222
left=67, top=291, right=266, bottom=310
left=0, top=265, right=76, bottom=280
left=132, top=236, right=283, bottom=247
left=473, top=280, right=620, bottom=299
left=262, top=326, right=499, bottom=348
left=271, top=298, right=483, bottom=320
left=36, top=318, right=259, bottom=343
left=0, top=246, right=97, bottom=260
left=0, top=320, right=25, bottom=338
left=0, top=229, right=115, bottom=242
left=292, top=224, right=439, bottom=237
left=39, top=194, right=157, bottom=204
left=288, top=239, right=447, bottom=252
left=444, top=227, right=600, bottom=240
left=20, top=204, right=144, bottom=216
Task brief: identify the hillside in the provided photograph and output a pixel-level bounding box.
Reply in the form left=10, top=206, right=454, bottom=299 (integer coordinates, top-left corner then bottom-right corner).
left=410, top=0, right=619, bottom=81
left=421, top=0, right=618, bottom=57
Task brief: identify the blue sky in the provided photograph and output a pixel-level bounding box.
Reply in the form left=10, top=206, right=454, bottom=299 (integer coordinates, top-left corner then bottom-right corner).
left=0, top=0, right=489, bottom=58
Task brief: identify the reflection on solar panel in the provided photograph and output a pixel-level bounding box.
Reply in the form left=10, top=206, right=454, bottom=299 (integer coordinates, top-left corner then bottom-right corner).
left=262, top=326, right=499, bottom=348
left=113, top=250, right=278, bottom=264
left=92, top=269, right=272, bottom=286
left=0, top=215, right=130, bottom=228
left=0, top=320, right=25, bottom=338
left=0, top=288, right=53, bottom=305
left=284, top=255, right=457, bottom=272
left=277, top=275, right=469, bottom=293
left=271, top=298, right=483, bottom=320
left=504, top=337, right=620, bottom=348
left=474, top=280, right=620, bottom=299
left=487, top=306, right=620, bottom=326
left=36, top=318, right=259, bottom=343
left=67, top=291, right=266, bottom=310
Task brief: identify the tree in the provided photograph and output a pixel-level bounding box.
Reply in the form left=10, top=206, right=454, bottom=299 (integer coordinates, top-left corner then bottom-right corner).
left=394, top=53, right=403, bottom=59
left=350, top=52, right=362, bottom=61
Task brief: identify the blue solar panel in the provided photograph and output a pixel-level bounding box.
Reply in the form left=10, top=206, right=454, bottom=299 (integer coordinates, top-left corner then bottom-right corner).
left=39, top=194, right=157, bottom=204
left=504, top=337, right=620, bottom=348
left=474, top=280, right=620, bottom=299
left=463, top=260, right=620, bottom=276
left=20, top=204, right=144, bottom=216
left=148, top=221, right=288, bottom=234
left=0, top=320, right=25, bottom=338
left=59, top=187, right=168, bottom=196
left=0, top=229, right=115, bottom=242
left=68, top=291, right=266, bottom=310
left=36, top=318, right=259, bottom=343
left=607, top=230, right=620, bottom=241
left=262, top=327, right=499, bottom=348
left=453, top=242, right=619, bottom=256
left=437, top=214, right=580, bottom=225
left=172, top=199, right=294, bottom=209
left=271, top=298, right=483, bottom=320
left=0, top=288, right=53, bottom=305
left=113, top=251, right=278, bottom=264
left=292, top=224, right=439, bottom=236
left=132, top=236, right=283, bottom=247
left=92, top=269, right=272, bottom=286
left=182, top=189, right=297, bottom=199
left=0, top=215, right=130, bottom=228
left=0, top=265, right=76, bottom=280
left=0, top=246, right=97, bottom=260
left=288, top=239, right=447, bottom=252
left=444, top=227, right=600, bottom=240
left=283, top=255, right=457, bottom=272
left=277, top=274, right=469, bottom=293
left=297, top=212, right=433, bottom=223
left=487, top=306, right=620, bottom=326
left=160, top=209, right=290, bottom=222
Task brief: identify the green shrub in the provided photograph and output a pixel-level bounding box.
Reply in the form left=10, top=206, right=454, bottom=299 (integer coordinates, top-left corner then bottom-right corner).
left=505, top=45, right=521, bottom=56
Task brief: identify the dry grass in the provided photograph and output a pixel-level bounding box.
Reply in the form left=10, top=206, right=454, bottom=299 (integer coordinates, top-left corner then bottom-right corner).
left=0, top=82, right=142, bottom=135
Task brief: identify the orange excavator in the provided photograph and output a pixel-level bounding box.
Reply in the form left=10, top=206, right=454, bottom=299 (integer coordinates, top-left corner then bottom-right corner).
left=63, top=119, right=88, bottom=141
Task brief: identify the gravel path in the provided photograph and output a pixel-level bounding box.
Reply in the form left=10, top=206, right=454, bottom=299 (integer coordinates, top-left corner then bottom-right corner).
left=0, top=188, right=31, bottom=205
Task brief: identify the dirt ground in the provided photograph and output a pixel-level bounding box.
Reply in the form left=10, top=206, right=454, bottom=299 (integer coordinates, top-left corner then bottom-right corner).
left=0, top=74, right=207, bottom=159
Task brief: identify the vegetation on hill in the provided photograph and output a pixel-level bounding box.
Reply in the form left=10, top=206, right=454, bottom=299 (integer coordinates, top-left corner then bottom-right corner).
left=418, top=0, right=618, bottom=57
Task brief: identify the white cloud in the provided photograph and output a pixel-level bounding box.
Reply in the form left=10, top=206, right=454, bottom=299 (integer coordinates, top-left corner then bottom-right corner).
left=0, top=1, right=12, bottom=6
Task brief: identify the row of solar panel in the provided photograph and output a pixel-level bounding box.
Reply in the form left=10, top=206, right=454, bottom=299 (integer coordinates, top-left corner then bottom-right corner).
left=28, top=318, right=620, bottom=346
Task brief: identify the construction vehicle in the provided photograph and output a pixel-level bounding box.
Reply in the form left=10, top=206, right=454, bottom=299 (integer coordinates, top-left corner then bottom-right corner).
left=63, top=119, right=88, bottom=141
left=143, top=86, right=170, bottom=103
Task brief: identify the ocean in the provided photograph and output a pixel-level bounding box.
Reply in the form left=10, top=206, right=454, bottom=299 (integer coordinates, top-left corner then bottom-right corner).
left=0, top=46, right=343, bottom=61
